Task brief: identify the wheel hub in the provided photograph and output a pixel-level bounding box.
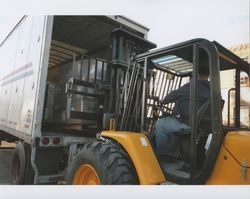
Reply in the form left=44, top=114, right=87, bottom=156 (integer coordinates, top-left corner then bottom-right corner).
left=73, top=164, right=100, bottom=185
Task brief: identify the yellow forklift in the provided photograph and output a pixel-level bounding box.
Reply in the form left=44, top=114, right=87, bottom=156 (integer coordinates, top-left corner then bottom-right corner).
left=67, top=36, right=250, bottom=185
left=4, top=16, right=249, bottom=185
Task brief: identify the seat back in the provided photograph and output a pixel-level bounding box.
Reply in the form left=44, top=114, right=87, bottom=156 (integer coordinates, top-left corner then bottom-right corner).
left=179, top=99, right=225, bottom=166
left=175, top=99, right=210, bottom=164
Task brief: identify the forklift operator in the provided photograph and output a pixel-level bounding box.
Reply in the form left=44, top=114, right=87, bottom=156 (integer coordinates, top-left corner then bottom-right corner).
left=155, top=66, right=210, bottom=160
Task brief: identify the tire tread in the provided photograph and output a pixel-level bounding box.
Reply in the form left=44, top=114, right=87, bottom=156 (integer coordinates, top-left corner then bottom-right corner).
left=67, top=141, right=137, bottom=185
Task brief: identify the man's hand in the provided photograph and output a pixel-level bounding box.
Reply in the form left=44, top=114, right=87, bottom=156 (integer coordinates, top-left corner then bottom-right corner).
left=158, top=100, right=165, bottom=105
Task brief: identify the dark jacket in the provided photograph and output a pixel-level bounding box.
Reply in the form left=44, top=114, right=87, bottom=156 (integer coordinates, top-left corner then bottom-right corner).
left=162, top=80, right=210, bottom=124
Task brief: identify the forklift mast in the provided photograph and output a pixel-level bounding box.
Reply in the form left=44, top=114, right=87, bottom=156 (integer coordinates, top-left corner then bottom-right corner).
left=107, top=28, right=156, bottom=130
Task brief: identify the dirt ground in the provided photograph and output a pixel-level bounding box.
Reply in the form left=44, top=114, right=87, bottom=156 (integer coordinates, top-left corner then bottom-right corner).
left=0, top=141, right=15, bottom=184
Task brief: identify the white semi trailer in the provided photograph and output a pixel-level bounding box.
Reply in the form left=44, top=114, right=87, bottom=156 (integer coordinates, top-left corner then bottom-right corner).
left=0, top=16, right=156, bottom=184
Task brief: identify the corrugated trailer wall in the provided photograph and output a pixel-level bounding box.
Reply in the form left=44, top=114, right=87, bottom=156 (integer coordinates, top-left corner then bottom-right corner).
left=0, top=16, right=50, bottom=141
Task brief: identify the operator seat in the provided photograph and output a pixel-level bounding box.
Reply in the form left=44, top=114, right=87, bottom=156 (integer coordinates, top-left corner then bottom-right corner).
left=175, top=99, right=211, bottom=168
left=176, top=99, right=224, bottom=169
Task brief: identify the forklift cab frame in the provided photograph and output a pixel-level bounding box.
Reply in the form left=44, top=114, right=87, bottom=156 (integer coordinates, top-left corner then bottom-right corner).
left=135, top=38, right=250, bottom=184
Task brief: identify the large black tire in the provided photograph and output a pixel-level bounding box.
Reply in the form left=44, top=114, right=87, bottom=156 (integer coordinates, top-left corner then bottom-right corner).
left=11, top=142, right=26, bottom=184
left=23, top=145, right=35, bottom=184
left=11, top=142, right=34, bottom=184
left=67, top=141, right=138, bottom=185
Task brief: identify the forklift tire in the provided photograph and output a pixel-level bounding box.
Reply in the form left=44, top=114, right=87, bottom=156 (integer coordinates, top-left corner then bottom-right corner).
left=11, top=142, right=26, bottom=184
left=67, top=141, right=138, bottom=185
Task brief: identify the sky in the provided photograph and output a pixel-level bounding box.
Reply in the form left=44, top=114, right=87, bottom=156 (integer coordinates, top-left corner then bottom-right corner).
left=0, top=0, right=249, bottom=49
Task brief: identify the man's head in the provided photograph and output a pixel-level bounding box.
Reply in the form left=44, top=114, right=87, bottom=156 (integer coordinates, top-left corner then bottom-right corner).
left=198, top=49, right=209, bottom=80
left=198, top=65, right=209, bottom=80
